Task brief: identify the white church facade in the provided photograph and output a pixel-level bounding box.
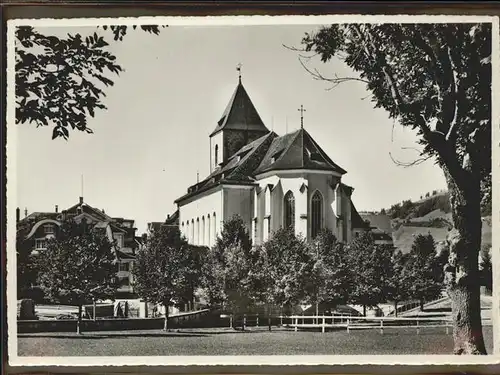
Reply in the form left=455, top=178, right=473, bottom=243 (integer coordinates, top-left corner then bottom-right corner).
left=174, top=76, right=368, bottom=247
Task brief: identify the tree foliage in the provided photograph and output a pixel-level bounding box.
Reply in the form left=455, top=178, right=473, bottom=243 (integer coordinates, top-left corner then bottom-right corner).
left=133, top=225, right=199, bottom=312
left=386, top=250, right=411, bottom=314
left=202, top=215, right=255, bottom=314
left=404, top=234, right=444, bottom=307
left=15, top=25, right=165, bottom=139
left=252, top=227, right=313, bottom=311
left=35, top=219, right=117, bottom=305
left=307, top=229, right=351, bottom=308
left=346, top=232, right=394, bottom=314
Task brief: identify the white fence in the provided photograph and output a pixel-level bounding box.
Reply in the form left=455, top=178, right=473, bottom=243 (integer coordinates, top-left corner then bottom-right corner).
left=221, top=313, right=458, bottom=335
left=284, top=314, right=453, bottom=334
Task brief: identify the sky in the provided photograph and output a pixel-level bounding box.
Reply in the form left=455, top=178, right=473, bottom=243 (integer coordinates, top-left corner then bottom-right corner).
left=14, top=24, right=447, bottom=233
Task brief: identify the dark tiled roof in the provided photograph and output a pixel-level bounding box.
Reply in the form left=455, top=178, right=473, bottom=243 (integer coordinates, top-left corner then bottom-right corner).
left=351, top=202, right=370, bottom=230
left=21, top=212, right=59, bottom=222
left=165, top=210, right=179, bottom=225
left=254, top=129, right=347, bottom=175
left=371, top=229, right=393, bottom=241
left=210, top=81, right=269, bottom=137
left=175, top=132, right=276, bottom=204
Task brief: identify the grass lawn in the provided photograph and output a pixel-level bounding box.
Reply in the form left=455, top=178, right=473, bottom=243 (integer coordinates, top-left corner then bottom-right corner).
left=18, top=326, right=494, bottom=356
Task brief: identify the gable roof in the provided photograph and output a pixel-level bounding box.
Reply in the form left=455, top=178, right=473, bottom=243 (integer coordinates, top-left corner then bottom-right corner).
left=210, top=80, right=269, bottom=137
left=254, top=128, right=347, bottom=175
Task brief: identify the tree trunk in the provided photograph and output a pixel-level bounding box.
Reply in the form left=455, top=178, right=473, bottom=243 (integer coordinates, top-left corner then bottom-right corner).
left=444, top=172, right=486, bottom=354
left=394, top=301, right=398, bottom=317
left=362, top=305, right=366, bottom=317
left=76, top=304, right=83, bottom=335
left=163, top=304, right=169, bottom=331
left=419, top=299, right=424, bottom=312
left=268, top=304, right=272, bottom=331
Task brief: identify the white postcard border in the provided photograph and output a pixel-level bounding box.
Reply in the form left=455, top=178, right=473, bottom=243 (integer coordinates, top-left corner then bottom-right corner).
left=6, top=14, right=500, bottom=367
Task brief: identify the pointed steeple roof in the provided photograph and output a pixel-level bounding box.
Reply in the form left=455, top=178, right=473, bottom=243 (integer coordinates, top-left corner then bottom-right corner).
left=210, top=80, right=269, bottom=137
left=254, top=128, right=347, bottom=175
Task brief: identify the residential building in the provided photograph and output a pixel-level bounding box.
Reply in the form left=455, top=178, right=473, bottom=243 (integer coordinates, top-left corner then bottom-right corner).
left=17, top=197, right=140, bottom=298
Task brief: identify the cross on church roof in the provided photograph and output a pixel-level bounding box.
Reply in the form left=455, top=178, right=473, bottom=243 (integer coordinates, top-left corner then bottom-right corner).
left=298, top=105, right=306, bottom=129
left=236, top=63, right=242, bottom=82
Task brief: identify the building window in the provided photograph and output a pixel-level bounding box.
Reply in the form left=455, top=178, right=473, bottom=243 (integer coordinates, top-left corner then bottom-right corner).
left=202, top=216, right=205, bottom=246
left=118, top=276, right=130, bottom=286
left=114, top=233, right=124, bottom=248
left=311, top=191, right=323, bottom=238
left=43, top=224, right=55, bottom=234
left=212, top=213, right=217, bottom=242
left=284, top=191, right=295, bottom=232
left=215, top=144, right=219, bottom=166
left=196, top=218, right=200, bottom=245
left=118, top=262, right=130, bottom=272
left=191, top=219, right=194, bottom=243
left=207, top=214, right=211, bottom=247
left=35, top=239, right=47, bottom=250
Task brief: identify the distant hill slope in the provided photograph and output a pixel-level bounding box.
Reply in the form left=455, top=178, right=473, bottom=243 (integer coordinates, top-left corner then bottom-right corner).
left=361, top=192, right=492, bottom=254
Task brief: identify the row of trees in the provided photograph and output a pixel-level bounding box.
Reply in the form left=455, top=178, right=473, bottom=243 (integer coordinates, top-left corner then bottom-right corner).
left=135, top=216, right=449, bottom=331
left=17, top=215, right=449, bottom=333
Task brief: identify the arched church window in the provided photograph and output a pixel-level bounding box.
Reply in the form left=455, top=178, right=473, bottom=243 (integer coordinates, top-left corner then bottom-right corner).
left=213, top=213, right=217, bottom=242
left=215, top=145, right=219, bottom=166
left=311, top=190, right=323, bottom=238
left=284, top=191, right=295, bottom=232
left=202, top=216, right=205, bottom=246
left=196, top=218, right=200, bottom=245
left=207, top=214, right=211, bottom=246
left=191, top=219, right=194, bottom=243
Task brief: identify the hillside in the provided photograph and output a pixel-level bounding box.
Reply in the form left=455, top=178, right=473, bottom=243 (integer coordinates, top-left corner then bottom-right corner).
left=361, top=192, right=492, bottom=254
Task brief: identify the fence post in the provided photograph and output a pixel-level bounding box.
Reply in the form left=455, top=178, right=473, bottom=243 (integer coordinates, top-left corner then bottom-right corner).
left=302, top=313, right=304, bottom=326
left=380, top=319, right=383, bottom=335
left=416, top=317, right=420, bottom=335
left=294, top=317, right=298, bottom=332
left=446, top=320, right=449, bottom=335
left=230, top=315, right=233, bottom=329
left=322, top=316, right=325, bottom=333
left=347, top=318, right=350, bottom=333
left=256, top=315, right=259, bottom=327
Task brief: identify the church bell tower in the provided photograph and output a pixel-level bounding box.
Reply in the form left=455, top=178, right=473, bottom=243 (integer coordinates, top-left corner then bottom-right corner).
left=209, top=67, right=269, bottom=172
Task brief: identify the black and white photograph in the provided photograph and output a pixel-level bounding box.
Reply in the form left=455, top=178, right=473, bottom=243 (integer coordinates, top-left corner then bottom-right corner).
left=6, top=14, right=499, bottom=366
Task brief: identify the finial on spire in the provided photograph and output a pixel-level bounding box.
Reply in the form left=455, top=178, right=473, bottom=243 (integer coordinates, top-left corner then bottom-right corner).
left=236, top=63, right=242, bottom=83
left=298, top=105, right=306, bottom=129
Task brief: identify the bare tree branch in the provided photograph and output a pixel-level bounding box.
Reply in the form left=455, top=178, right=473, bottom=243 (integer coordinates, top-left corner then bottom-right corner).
left=389, top=152, right=432, bottom=168
left=298, top=57, right=369, bottom=89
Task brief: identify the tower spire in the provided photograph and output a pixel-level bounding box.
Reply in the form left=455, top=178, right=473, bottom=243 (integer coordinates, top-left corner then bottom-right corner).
left=236, top=63, right=242, bottom=83
left=298, top=105, right=306, bottom=129
left=81, top=174, right=84, bottom=201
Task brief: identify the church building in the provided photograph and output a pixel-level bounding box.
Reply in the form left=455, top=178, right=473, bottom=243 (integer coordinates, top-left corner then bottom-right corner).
left=174, top=74, right=368, bottom=247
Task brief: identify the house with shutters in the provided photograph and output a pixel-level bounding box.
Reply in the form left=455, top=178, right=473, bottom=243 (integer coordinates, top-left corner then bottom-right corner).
left=173, top=75, right=370, bottom=247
